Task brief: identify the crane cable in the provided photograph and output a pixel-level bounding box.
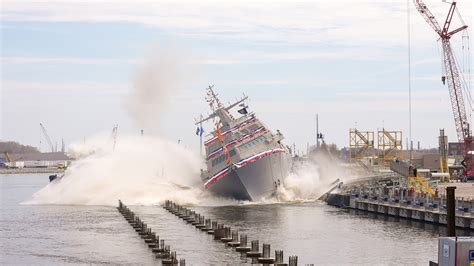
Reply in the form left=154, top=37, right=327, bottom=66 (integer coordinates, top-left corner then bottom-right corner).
left=448, top=26, right=473, bottom=121
left=456, top=2, right=472, bottom=126
left=407, top=0, right=413, bottom=162
left=461, top=30, right=471, bottom=117
left=437, top=40, right=446, bottom=80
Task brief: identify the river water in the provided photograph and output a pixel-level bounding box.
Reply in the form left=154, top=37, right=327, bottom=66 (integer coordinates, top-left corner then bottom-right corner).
left=1, top=173, right=471, bottom=265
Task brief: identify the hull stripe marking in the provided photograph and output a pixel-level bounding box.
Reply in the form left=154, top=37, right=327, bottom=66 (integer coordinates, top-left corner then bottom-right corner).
left=204, top=117, right=257, bottom=146
left=203, top=148, right=286, bottom=188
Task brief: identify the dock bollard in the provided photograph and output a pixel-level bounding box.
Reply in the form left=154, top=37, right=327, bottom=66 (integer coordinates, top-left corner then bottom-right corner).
left=258, top=243, right=275, bottom=263
left=289, top=255, right=298, bottom=266
left=227, top=231, right=240, bottom=247
left=182, top=209, right=189, bottom=220
left=201, top=219, right=211, bottom=232
left=208, top=221, right=218, bottom=235
left=187, top=212, right=196, bottom=223
left=221, top=227, right=233, bottom=243
left=177, top=207, right=183, bottom=218
left=214, top=225, right=225, bottom=240
left=246, top=240, right=262, bottom=257
left=274, top=250, right=286, bottom=266
left=148, top=234, right=158, bottom=248
left=144, top=229, right=154, bottom=242
left=196, top=216, right=205, bottom=229
left=235, top=234, right=251, bottom=252
left=153, top=239, right=164, bottom=253
left=192, top=214, right=200, bottom=225
left=162, top=251, right=178, bottom=265
left=157, top=244, right=170, bottom=259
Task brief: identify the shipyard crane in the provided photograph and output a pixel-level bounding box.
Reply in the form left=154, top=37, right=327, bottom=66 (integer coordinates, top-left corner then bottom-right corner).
left=40, top=123, right=55, bottom=152
left=414, top=0, right=473, bottom=179
left=4, top=152, right=12, bottom=163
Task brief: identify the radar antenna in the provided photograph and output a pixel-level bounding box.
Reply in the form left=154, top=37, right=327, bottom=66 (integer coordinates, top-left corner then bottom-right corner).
left=205, top=85, right=223, bottom=111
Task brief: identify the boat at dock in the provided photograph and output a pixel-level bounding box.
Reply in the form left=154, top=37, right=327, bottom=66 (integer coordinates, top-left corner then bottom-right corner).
left=196, top=86, right=292, bottom=201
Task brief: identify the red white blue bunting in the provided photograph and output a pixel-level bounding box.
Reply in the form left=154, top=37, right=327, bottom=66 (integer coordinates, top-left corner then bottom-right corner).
left=206, top=126, right=266, bottom=159
left=204, top=117, right=257, bottom=146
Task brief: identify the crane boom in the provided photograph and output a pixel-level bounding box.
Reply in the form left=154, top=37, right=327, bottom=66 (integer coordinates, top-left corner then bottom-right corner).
left=413, top=0, right=443, bottom=35
left=4, top=152, right=12, bottom=163
left=40, top=123, right=55, bottom=152
left=414, top=0, right=473, bottom=178
left=414, top=0, right=469, bottom=142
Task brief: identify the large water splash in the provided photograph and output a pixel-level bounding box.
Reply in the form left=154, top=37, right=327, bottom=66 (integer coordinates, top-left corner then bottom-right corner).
left=27, top=141, right=345, bottom=206
left=27, top=134, right=207, bottom=206
left=27, top=45, right=206, bottom=206
left=275, top=152, right=351, bottom=202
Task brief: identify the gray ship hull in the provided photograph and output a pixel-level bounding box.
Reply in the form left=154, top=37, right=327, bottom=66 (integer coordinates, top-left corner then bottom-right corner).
left=208, top=151, right=291, bottom=201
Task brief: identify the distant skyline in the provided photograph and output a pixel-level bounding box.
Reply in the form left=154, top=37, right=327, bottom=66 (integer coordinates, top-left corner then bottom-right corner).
left=1, top=0, right=473, bottom=153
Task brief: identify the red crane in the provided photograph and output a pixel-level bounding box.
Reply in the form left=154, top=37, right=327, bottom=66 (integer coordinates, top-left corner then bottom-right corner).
left=413, top=0, right=473, bottom=179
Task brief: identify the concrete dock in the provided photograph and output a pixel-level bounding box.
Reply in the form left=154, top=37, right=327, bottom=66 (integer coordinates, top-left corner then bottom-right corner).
left=326, top=190, right=474, bottom=230
left=0, top=167, right=63, bottom=174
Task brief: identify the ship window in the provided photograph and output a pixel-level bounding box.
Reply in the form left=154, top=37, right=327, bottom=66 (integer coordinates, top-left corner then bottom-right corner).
left=248, top=124, right=260, bottom=131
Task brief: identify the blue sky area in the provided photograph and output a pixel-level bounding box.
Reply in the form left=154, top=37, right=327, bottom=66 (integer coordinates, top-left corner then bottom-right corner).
left=1, top=0, right=472, bottom=153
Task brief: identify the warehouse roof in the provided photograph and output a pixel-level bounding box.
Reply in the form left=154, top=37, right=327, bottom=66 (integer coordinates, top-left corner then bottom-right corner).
left=1, top=152, right=72, bottom=162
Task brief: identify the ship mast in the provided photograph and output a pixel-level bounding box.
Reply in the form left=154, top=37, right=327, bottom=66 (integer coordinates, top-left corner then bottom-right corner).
left=195, top=85, right=249, bottom=127
left=205, top=85, right=223, bottom=111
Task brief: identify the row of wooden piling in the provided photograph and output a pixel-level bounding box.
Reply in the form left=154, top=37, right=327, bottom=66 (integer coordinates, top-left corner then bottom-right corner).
left=118, top=200, right=185, bottom=265
left=163, top=200, right=300, bottom=265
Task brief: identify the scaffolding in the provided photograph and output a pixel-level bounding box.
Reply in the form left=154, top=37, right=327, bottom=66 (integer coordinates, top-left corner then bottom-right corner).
left=349, top=129, right=375, bottom=163
left=377, top=128, right=403, bottom=167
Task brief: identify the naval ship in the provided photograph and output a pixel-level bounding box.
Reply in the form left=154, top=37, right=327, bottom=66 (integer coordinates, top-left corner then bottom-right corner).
left=196, top=86, right=291, bottom=201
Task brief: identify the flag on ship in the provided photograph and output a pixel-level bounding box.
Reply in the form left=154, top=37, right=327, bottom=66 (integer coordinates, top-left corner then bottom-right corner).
left=196, top=126, right=204, bottom=136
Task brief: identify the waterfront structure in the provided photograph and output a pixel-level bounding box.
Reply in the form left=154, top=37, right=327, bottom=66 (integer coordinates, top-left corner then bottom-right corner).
left=0, top=152, right=72, bottom=168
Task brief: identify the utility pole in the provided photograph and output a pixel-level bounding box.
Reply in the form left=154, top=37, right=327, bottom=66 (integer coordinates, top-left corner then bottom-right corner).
left=316, top=114, right=319, bottom=149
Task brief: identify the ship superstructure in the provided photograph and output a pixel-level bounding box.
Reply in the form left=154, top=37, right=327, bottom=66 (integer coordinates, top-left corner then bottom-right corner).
left=196, top=86, right=291, bottom=200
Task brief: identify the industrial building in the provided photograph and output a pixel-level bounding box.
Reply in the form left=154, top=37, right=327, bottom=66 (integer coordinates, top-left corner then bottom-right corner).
left=0, top=152, right=72, bottom=168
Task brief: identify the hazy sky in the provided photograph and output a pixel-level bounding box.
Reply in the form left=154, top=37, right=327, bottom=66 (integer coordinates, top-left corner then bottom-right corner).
left=1, top=0, right=473, bottom=153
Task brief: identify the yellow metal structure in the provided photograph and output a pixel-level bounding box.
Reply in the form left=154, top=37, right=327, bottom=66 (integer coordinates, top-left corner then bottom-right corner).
left=407, top=174, right=434, bottom=195
left=57, top=162, right=66, bottom=169
left=377, top=129, right=403, bottom=167
left=349, top=129, right=375, bottom=161
left=439, top=129, right=449, bottom=174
